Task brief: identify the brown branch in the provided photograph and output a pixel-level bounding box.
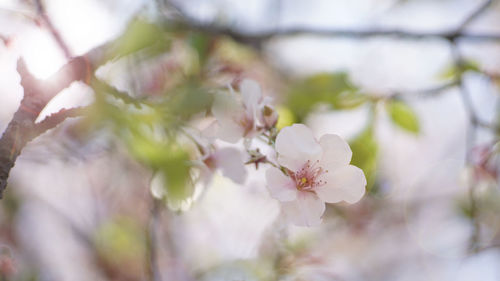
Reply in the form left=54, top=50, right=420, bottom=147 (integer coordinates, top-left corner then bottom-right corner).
left=34, top=107, right=86, bottom=136
left=146, top=198, right=162, bottom=281
left=456, top=0, right=493, bottom=31
left=198, top=26, right=500, bottom=44
left=0, top=26, right=134, bottom=198
left=448, top=0, right=495, bottom=253
left=34, top=0, right=72, bottom=59
left=390, top=80, right=459, bottom=99
left=164, top=1, right=500, bottom=48
left=0, top=56, right=92, bottom=197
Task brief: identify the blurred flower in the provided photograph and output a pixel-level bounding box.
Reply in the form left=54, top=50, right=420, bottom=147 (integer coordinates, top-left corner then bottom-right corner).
left=212, top=79, right=265, bottom=143
left=185, top=127, right=247, bottom=185
left=150, top=170, right=195, bottom=211
left=150, top=128, right=247, bottom=211
left=259, top=98, right=279, bottom=130
left=266, top=124, right=366, bottom=226
left=199, top=147, right=247, bottom=185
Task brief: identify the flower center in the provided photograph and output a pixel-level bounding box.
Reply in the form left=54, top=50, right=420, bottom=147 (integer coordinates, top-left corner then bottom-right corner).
left=289, top=160, right=328, bottom=191
left=236, top=113, right=254, bottom=137
left=203, top=155, right=216, bottom=170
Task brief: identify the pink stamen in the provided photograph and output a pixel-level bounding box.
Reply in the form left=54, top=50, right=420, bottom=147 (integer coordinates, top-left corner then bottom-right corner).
left=288, top=160, right=328, bottom=191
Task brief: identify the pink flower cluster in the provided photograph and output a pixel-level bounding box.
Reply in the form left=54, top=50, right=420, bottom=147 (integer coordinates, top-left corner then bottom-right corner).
left=155, top=79, right=366, bottom=226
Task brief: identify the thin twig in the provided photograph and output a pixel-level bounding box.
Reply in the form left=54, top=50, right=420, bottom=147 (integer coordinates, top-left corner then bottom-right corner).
left=390, top=80, right=459, bottom=99
left=164, top=1, right=500, bottom=47
left=452, top=43, right=481, bottom=252
left=0, top=57, right=91, bottom=197
left=172, top=21, right=500, bottom=48
left=447, top=0, right=495, bottom=252
left=34, top=107, right=87, bottom=136
left=456, top=0, right=493, bottom=31
left=147, top=198, right=162, bottom=281
left=34, top=0, right=72, bottom=59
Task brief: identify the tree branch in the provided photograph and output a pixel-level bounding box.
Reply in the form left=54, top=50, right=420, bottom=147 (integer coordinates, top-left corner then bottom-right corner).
left=146, top=198, right=162, bottom=281
left=456, top=0, right=493, bottom=31
left=34, top=0, right=72, bottom=59
left=165, top=0, right=500, bottom=47
left=34, top=107, right=86, bottom=136
left=448, top=0, right=495, bottom=253
left=0, top=56, right=92, bottom=197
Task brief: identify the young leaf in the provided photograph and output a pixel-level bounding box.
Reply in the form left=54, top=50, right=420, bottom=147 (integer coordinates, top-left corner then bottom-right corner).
left=286, top=72, right=366, bottom=121
left=350, top=126, right=378, bottom=191
left=105, top=19, right=171, bottom=62
left=439, top=59, right=480, bottom=80
left=387, top=100, right=420, bottom=134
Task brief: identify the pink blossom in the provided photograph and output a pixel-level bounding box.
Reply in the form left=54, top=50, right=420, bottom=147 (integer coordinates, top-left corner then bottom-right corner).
left=199, top=146, right=247, bottom=185
left=212, top=79, right=274, bottom=143
left=258, top=97, right=279, bottom=130
left=266, top=124, right=366, bottom=226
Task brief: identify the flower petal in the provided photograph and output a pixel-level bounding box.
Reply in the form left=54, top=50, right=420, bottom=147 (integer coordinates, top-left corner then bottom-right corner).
left=216, top=121, right=245, bottom=143
left=319, top=134, right=352, bottom=170
left=212, top=92, right=245, bottom=143
left=315, top=165, right=366, bottom=204
left=275, top=124, right=321, bottom=171
left=213, top=147, right=247, bottom=184
left=265, top=167, right=297, bottom=202
left=240, top=79, right=262, bottom=112
left=281, top=192, right=325, bottom=227
left=212, top=91, right=242, bottom=121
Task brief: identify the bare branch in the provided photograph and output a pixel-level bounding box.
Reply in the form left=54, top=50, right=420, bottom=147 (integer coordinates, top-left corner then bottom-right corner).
left=173, top=21, right=500, bottom=48
left=34, top=0, right=72, bottom=59
left=0, top=56, right=92, bottom=197
left=164, top=0, right=500, bottom=47
left=448, top=0, right=495, bottom=251
left=390, top=81, right=459, bottom=99
left=456, top=0, right=494, bottom=31
left=34, top=107, right=86, bottom=136
left=146, top=198, right=162, bottom=281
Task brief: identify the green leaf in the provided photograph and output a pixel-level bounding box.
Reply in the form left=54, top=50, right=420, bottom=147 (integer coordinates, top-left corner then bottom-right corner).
left=94, top=217, right=145, bottom=264
left=439, top=59, right=480, bottom=80
left=387, top=100, right=420, bottom=134
left=131, top=136, right=193, bottom=209
left=105, top=19, right=171, bottom=62
left=167, top=82, right=213, bottom=119
left=286, top=72, right=366, bottom=121
left=350, top=126, right=378, bottom=191
left=160, top=149, right=192, bottom=203
left=275, top=106, right=296, bottom=130
left=188, top=32, right=213, bottom=67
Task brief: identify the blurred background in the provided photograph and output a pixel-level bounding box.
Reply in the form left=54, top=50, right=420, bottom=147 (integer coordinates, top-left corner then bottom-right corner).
left=0, top=0, right=500, bottom=280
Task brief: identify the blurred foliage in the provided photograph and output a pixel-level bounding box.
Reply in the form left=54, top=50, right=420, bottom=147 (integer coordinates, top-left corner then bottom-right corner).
left=1, top=191, right=20, bottom=223
left=197, top=260, right=275, bottom=281
left=188, top=32, right=214, bottom=68
left=89, top=78, right=207, bottom=208
left=94, top=217, right=146, bottom=267
left=214, top=38, right=258, bottom=63
left=439, top=59, right=481, bottom=80
left=166, top=81, right=213, bottom=119
left=152, top=152, right=194, bottom=207
left=386, top=100, right=420, bottom=134
left=457, top=184, right=500, bottom=220
left=275, top=106, right=295, bottom=130
left=105, top=19, right=171, bottom=62
left=350, top=124, right=378, bottom=191
left=286, top=73, right=367, bottom=121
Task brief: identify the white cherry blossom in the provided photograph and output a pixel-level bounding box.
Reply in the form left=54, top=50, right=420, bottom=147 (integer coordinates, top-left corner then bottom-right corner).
left=184, top=127, right=247, bottom=186
left=212, top=79, right=268, bottom=143
left=198, top=146, right=247, bottom=185
left=258, top=97, right=279, bottom=130
left=266, top=124, right=366, bottom=226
